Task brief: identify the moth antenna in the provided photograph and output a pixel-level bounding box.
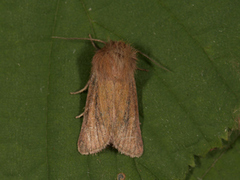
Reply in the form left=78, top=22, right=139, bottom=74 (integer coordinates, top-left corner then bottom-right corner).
left=137, top=51, right=171, bottom=72
left=52, top=36, right=106, bottom=44
left=52, top=35, right=170, bottom=72
left=137, top=67, right=149, bottom=72
left=88, top=34, right=98, bottom=50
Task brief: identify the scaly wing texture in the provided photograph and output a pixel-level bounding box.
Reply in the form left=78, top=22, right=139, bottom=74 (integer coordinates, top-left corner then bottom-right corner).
left=78, top=75, right=113, bottom=154
left=112, top=80, right=143, bottom=157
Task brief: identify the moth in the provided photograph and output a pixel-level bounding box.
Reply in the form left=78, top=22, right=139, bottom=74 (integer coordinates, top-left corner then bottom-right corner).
left=52, top=35, right=169, bottom=158
left=72, top=40, right=142, bottom=158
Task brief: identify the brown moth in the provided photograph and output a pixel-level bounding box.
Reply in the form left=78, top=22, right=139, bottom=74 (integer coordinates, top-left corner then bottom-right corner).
left=72, top=40, right=142, bottom=158
left=52, top=35, right=169, bottom=158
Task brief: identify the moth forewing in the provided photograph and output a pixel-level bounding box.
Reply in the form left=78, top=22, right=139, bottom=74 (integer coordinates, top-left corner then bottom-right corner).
left=112, top=80, right=143, bottom=157
left=77, top=74, right=111, bottom=154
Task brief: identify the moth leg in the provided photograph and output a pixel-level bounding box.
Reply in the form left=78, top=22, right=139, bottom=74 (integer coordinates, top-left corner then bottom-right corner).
left=70, top=80, right=90, bottom=94
left=137, top=67, right=148, bottom=72
left=75, top=107, right=88, bottom=119
left=71, top=81, right=89, bottom=118
left=75, top=112, right=84, bottom=119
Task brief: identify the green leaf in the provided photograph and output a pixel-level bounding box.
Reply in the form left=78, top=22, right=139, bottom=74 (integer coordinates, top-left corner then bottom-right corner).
left=1, top=0, right=239, bottom=179
left=187, top=130, right=240, bottom=180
